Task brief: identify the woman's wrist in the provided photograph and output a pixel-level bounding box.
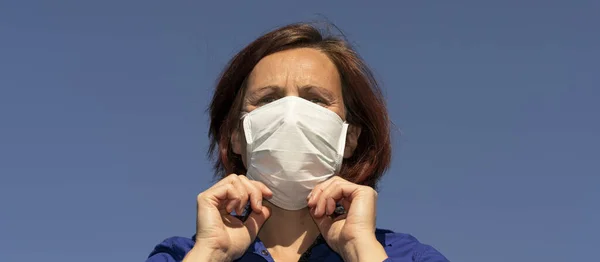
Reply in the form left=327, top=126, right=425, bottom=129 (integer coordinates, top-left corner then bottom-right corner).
left=340, top=235, right=388, bottom=262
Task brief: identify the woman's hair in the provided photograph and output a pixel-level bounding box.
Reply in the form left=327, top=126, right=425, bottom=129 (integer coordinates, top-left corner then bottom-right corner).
left=208, top=22, right=391, bottom=188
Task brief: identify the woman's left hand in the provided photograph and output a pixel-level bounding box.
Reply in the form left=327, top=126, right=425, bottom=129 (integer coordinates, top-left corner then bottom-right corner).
left=307, top=176, right=388, bottom=262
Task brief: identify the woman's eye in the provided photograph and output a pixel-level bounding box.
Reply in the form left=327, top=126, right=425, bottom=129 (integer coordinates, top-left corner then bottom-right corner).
left=257, top=96, right=277, bottom=106
left=307, top=97, right=328, bottom=105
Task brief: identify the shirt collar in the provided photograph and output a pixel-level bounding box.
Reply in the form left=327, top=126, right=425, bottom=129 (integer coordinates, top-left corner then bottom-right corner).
left=245, top=234, right=328, bottom=258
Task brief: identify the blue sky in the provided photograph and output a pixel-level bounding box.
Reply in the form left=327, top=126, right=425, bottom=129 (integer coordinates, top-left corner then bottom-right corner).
left=1, top=1, right=598, bottom=261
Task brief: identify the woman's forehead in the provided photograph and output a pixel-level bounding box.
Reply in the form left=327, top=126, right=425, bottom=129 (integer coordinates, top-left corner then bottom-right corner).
left=246, top=48, right=342, bottom=96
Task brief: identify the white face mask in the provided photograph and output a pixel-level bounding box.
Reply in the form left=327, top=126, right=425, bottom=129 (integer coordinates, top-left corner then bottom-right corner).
left=241, top=96, right=349, bottom=210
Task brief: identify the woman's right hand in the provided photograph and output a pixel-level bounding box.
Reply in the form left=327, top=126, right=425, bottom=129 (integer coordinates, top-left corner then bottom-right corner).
left=183, top=174, right=273, bottom=262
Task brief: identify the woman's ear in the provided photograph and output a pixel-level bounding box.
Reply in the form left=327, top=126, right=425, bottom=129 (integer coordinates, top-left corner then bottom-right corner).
left=343, top=124, right=362, bottom=158
left=231, top=128, right=242, bottom=155
left=231, top=128, right=248, bottom=166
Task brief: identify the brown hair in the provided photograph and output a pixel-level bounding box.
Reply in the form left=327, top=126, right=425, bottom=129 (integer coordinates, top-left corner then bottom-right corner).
left=208, top=23, right=391, bottom=188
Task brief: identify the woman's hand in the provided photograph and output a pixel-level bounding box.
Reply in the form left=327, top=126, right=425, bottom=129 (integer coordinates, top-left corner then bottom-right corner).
left=307, top=176, right=388, bottom=262
left=184, top=174, right=273, bottom=262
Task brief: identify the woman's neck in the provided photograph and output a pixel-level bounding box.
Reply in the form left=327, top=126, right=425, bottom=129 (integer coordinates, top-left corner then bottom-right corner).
left=257, top=201, right=320, bottom=261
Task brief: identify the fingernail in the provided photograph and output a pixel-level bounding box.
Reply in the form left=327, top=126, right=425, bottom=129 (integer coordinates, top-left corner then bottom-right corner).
left=256, top=200, right=262, bottom=209
left=307, top=192, right=312, bottom=200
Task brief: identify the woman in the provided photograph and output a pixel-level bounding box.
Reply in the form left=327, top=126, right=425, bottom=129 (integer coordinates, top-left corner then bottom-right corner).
left=147, top=23, right=448, bottom=262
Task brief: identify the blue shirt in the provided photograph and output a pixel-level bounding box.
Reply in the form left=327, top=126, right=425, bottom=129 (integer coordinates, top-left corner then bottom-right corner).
left=147, top=229, right=449, bottom=262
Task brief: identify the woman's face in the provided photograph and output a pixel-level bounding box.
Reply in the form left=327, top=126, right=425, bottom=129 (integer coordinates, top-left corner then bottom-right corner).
left=231, top=47, right=361, bottom=164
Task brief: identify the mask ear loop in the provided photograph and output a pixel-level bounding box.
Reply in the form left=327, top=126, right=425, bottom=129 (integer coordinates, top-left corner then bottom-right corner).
left=236, top=111, right=253, bottom=222
left=334, top=123, right=350, bottom=172
left=239, top=112, right=253, bottom=166
left=332, top=122, right=350, bottom=219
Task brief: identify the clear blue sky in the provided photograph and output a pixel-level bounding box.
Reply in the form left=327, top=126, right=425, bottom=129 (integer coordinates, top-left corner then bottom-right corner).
left=1, top=1, right=598, bottom=261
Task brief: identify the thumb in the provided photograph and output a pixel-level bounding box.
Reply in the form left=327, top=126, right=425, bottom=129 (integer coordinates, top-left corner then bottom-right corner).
left=244, top=206, right=271, bottom=240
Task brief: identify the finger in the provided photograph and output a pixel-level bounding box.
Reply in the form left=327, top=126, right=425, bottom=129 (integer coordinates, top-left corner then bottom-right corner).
left=312, top=179, right=338, bottom=217
left=326, top=197, right=336, bottom=216
left=307, top=186, right=322, bottom=208
left=238, top=175, right=266, bottom=213
left=225, top=199, right=240, bottom=214
left=218, top=174, right=272, bottom=198
left=244, top=206, right=271, bottom=241
left=201, top=183, right=242, bottom=212
left=206, top=174, right=245, bottom=213
left=249, top=180, right=273, bottom=198
left=308, top=181, right=328, bottom=208
left=320, top=180, right=361, bottom=203
left=316, top=179, right=362, bottom=217
left=227, top=176, right=249, bottom=215
left=201, top=183, right=237, bottom=202
left=311, top=177, right=345, bottom=217
left=313, top=187, right=328, bottom=218
left=308, top=176, right=342, bottom=207
left=213, top=173, right=241, bottom=187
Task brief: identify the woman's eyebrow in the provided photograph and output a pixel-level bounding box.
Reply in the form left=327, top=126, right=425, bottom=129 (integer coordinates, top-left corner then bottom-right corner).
left=246, top=85, right=283, bottom=99
left=299, top=85, right=335, bottom=100
left=255, top=85, right=283, bottom=93
left=246, top=85, right=335, bottom=100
